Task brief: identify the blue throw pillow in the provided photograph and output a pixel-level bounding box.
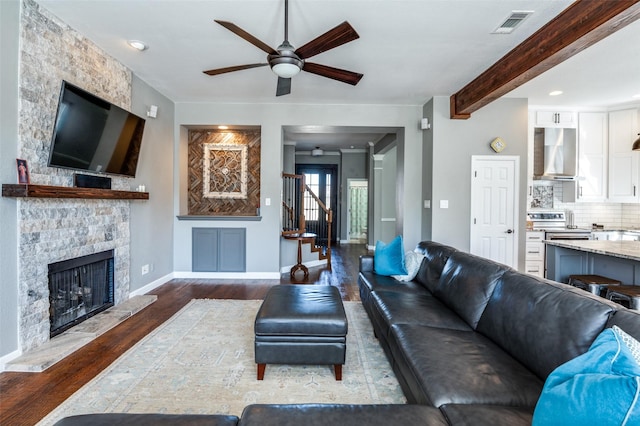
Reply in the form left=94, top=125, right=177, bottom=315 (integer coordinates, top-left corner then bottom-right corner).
left=532, top=326, right=640, bottom=426
left=374, top=236, right=407, bottom=276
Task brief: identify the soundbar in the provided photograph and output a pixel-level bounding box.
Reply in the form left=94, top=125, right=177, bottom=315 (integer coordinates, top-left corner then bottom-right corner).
left=74, top=173, right=112, bottom=190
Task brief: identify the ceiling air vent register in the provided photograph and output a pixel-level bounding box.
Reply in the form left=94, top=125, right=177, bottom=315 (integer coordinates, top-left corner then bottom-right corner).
left=492, top=11, right=533, bottom=34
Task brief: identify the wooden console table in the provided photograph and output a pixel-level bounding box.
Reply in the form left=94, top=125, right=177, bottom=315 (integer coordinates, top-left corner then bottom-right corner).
left=2, top=184, right=149, bottom=200
left=283, top=232, right=317, bottom=281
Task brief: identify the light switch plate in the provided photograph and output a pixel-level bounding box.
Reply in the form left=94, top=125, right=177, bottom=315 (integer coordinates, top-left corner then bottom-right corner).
left=424, top=200, right=431, bottom=209
left=440, top=200, right=449, bottom=209
left=265, top=198, right=271, bottom=206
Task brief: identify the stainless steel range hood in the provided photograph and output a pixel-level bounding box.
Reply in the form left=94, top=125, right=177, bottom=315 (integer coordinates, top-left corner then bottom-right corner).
left=533, top=127, right=578, bottom=181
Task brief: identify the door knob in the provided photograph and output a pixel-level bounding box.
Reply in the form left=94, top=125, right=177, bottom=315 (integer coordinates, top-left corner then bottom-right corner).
left=505, top=229, right=514, bottom=234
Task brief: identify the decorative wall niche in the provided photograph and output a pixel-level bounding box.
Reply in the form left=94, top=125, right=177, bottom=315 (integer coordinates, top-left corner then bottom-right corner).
left=188, top=129, right=261, bottom=215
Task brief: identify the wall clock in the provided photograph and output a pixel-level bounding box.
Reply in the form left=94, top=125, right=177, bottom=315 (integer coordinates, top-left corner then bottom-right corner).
left=490, top=137, right=506, bottom=153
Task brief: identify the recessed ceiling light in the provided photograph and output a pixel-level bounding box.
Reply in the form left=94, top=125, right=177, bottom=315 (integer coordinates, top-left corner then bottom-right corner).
left=127, top=40, right=148, bottom=51
left=218, top=125, right=229, bottom=130
left=549, top=90, right=563, bottom=96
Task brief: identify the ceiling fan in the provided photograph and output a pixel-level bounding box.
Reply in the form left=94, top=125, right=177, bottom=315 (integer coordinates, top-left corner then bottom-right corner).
left=203, top=0, right=363, bottom=96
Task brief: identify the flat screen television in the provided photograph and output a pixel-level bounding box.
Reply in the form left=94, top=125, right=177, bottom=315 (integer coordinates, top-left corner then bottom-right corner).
left=48, top=80, right=146, bottom=177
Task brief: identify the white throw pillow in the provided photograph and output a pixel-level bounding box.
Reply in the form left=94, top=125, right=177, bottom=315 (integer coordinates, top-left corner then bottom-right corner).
left=392, top=251, right=425, bottom=282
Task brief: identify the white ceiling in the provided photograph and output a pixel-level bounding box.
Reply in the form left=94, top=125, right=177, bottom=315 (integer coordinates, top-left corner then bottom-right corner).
left=35, top=0, right=640, bottom=150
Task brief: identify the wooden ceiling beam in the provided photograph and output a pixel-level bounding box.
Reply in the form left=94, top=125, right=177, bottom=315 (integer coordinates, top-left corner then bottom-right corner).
left=450, top=0, right=640, bottom=119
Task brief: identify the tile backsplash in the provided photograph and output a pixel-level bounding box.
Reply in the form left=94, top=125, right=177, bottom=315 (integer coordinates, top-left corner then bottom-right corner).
left=531, top=182, right=640, bottom=229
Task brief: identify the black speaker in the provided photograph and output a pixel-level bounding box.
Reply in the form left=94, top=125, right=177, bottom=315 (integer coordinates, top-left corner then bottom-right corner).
left=74, top=173, right=112, bottom=189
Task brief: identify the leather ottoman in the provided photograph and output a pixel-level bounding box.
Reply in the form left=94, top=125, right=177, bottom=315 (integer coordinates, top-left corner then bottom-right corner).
left=254, top=285, right=348, bottom=380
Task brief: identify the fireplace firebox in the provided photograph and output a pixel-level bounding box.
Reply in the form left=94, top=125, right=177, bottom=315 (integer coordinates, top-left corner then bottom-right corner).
left=48, top=250, right=115, bottom=337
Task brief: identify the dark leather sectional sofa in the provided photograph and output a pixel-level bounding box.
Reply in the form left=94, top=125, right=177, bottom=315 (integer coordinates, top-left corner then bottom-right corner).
left=357, top=240, right=640, bottom=424
left=56, top=241, right=640, bottom=425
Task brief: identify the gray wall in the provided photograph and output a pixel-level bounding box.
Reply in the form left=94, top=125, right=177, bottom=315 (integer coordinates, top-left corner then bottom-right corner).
left=340, top=150, right=367, bottom=242
left=428, top=96, right=529, bottom=269
left=173, top=102, right=424, bottom=273
left=129, top=75, right=175, bottom=292
left=283, top=143, right=295, bottom=174
left=379, top=148, right=398, bottom=243
left=421, top=100, right=434, bottom=242
left=0, top=0, right=20, bottom=359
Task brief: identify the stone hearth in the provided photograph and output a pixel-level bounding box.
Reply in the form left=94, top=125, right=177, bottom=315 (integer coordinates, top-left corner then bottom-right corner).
left=5, top=295, right=156, bottom=372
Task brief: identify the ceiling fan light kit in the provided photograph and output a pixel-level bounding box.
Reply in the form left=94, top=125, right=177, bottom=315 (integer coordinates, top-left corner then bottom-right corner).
left=203, top=0, right=362, bottom=96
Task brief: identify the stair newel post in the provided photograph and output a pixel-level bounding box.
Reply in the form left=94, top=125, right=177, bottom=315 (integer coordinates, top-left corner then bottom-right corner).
left=299, top=174, right=306, bottom=234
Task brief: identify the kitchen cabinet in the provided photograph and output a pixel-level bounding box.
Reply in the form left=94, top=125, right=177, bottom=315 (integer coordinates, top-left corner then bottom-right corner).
left=608, top=108, right=639, bottom=202
left=535, top=111, right=577, bottom=128
left=576, top=112, right=608, bottom=201
left=525, top=231, right=545, bottom=278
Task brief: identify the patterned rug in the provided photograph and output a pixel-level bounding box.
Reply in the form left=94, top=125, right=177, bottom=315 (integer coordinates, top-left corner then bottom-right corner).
left=38, top=299, right=406, bottom=425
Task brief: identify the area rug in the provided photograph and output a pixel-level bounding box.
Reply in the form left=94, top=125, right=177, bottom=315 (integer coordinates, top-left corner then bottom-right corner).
left=38, top=299, right=406, bottom=425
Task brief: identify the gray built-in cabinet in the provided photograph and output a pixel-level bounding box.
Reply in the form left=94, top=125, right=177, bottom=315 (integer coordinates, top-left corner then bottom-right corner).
left=192, top=228, right=246, bottom=272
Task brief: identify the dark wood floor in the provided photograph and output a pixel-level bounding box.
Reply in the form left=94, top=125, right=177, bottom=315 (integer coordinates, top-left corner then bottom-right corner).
left=0, top=243, right=370, bottom=426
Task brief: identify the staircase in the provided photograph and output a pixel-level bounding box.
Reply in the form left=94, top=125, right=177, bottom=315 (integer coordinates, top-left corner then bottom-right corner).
left=282, top=173, right=333, bottom=272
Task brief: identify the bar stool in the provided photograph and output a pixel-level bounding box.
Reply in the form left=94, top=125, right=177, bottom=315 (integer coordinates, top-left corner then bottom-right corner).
left=606, top=285, right=640, bottom=311
left=568, top=274, right=621, bottom=297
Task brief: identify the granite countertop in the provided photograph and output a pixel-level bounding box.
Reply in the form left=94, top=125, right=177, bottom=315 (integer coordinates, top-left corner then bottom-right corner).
left=544, top=240, right=640, bottom=262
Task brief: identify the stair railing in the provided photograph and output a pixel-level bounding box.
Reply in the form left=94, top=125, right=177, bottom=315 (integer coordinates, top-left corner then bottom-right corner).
left=282, top=173, right=332, bottom=263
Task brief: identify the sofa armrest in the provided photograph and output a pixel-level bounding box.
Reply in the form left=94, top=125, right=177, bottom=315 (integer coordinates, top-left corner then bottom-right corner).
left=359, top=255, right=374, bottom=273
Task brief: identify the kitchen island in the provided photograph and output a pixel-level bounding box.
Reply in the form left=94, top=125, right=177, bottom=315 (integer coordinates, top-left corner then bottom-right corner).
left=545, top=240, right=640, bottom=285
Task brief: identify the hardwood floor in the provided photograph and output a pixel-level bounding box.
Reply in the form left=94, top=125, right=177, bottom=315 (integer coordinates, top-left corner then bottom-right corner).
left=0, top=243, right=370, bottom=426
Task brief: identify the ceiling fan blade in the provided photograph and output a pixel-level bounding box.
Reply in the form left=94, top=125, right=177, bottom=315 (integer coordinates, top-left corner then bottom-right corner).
left=203, top=63, right=268, bottom=76
left=214, top=20, right=278, bottom=55
left=276, top=77, right=292, bottom=96
left=302, top=62, right=363, bottom=86
left=295, top=21, right=360, bottom=60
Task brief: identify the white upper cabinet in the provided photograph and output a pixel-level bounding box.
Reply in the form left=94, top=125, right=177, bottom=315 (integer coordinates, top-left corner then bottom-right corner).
left=608, top=108, right=639, bottom=202
left=535, top=111, right=577, bottom=128
left=577, top=112, right=608, bottom=201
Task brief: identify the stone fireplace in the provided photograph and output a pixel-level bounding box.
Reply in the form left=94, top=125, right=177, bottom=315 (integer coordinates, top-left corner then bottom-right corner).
left=16, top=0, right=133, bottom=352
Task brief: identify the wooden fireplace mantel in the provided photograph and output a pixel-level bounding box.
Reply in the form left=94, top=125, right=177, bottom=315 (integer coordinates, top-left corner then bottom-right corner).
left=1, top=184, right=149, bottom=200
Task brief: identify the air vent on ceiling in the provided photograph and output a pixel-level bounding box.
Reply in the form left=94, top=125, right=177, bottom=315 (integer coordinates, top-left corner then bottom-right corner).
left=492, top=11, right=533, bottom=34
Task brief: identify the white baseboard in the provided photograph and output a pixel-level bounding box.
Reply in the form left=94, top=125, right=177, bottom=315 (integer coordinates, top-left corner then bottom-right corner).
left=279, top=259, right=328, bottom=274
left=173, top=271, right=281, bottom=280
left=130, top=272, right=174, bottom=297
left=0, top=349, right=22, bottom=372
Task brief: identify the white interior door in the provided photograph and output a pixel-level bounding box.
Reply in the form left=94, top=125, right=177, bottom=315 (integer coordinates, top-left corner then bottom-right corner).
left=470, top=156, right=519, bottom=268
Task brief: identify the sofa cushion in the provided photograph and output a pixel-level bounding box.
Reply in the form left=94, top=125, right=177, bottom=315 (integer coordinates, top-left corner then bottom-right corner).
left=53, top=414, right=239, bottom=426
left=371, top=291, right=471, bottom=337
left=532, top=326, right=640, bottom=426
left=476, top=271, right=616, bottom=380
left=389, top=324, right=543, bottom=407
left=607, top=308, right=640, bottom=342
left=440, top=404, right=533, bottom=426
left=359, top=271, right=427, bottom=295
left=238, top=404, right=448, bottom=426
left=413, top=241, right=458, bottom=293
left=374, top=236, right=407, bottom=276
left=433, top=251, right=508, bottom=329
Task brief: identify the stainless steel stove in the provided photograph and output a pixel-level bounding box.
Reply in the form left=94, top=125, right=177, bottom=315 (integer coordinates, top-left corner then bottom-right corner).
left=526, top=210, right=592, bottom=240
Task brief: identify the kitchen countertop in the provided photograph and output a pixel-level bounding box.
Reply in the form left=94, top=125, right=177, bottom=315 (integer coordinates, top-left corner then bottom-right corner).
left=544, top=240, right=640, bottom=262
